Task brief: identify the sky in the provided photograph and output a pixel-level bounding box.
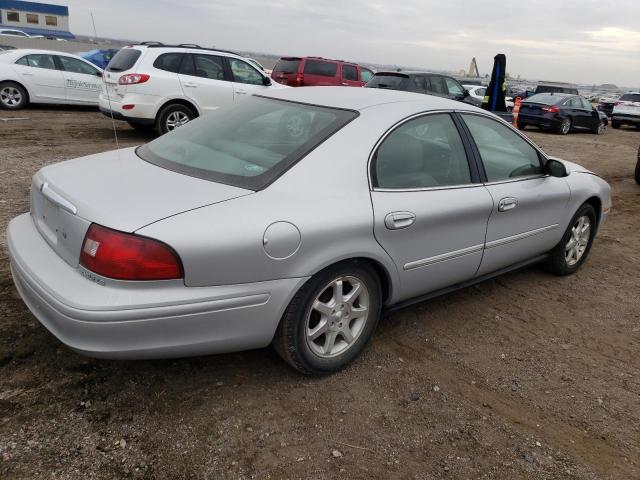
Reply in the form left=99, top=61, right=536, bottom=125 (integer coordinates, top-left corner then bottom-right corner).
left=61, top=0, right=640, bottom=87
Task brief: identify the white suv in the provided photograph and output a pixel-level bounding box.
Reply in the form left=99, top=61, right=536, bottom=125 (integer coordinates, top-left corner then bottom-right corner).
left=99, top=43, right=284, bottom=135
left=611, top=92, right=640, bottom=130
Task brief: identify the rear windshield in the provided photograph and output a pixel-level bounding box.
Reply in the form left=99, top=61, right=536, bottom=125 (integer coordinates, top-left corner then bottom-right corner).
left=620, top=93, right=640, bottom=102
left=107, top=48, right=142, bottom=72
left=524, top=93, right=565, bottom=105
left=303, top=60, right=337, bottom=77
left=273, top=58, right=300, bottom=74
left=366, top=74, right=409, bottom=90
left=535, top=85, right=578, bottom=95
left=137, top=97, right=358, bottom=190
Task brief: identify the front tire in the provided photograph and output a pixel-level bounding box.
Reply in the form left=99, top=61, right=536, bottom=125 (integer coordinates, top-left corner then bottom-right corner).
left=156, top=103, right=195, bottom=135
left=545, top=204, right=597, bottom=275
left=0, top=81, right=28, bottom=110
left=274, top=261, right=382, bottom=375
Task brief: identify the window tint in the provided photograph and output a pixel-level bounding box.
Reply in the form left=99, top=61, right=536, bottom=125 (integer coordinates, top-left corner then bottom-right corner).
left=620, top=93, right=640, bottom=102
left=192, top=54, right=225, bottom=80
left=107, top=48, right=142, bottom=72
left=366, top=74, right=408, bottom=89
left=7, top=12, right=19, bottom=22
left=45, top=15, right=57, bottom=26
left=273, top=58, right=300, bottom=74
left=410, top=76, right=426, bottom=92
left=580, top=98, right=593, bottom=110
left=229, top=58, right=263, bottom=85
left=444, top=77, right=464, bottom=96
left=17, top=54, right=56, bottom=70
left=26, top=13, right=39, bottom=24
left=567, top=97, right=582, bottom=108
left=153, top=53, right=183, bottom=73
left=342, top=64, right=358, bottom=81
left=303, top=60, right=337, bottom=77
left=58, top=56, right=99, bottom=75
left=427, top=76, right=446, bottom=95
left=361, top=68, right=374, bottom=83
left=463, top=114, right=542, bottom=182
left=373, top=114, right=471, bottom=189
left=138, top=96, right=357, bottom=190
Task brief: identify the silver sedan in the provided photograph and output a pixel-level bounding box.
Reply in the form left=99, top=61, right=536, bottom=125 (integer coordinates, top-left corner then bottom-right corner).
left=7, top=87, right=611, bottom=374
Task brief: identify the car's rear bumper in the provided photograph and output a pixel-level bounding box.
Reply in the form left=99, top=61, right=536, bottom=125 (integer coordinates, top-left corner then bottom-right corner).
left=611, top=113, right=640, bottom=124
left=99, top=107, right=155, bottom=126
left=98, top=94, right=158, bottom=124
left=517, top=113, right=559, bottom=128
left=8, top=213, right=307, bottom=359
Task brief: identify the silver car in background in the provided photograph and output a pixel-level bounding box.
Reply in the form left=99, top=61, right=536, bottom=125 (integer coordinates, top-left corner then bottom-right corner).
left=7, top=87, right=611, bottom=374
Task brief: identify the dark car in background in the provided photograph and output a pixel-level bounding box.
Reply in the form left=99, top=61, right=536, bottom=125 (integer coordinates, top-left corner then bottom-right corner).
left=271, top=56, right=374, bottom=87
left=534, top=81, right=579, bottom=95
left=518, top=93, right=605, bottom=135
left=365, top=71, right=472, bottom=104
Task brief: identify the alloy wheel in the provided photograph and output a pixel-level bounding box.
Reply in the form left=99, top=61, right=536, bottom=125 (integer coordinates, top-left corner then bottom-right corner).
left=305, top=275, right=370, bottom=358
left=561, top=119, right=571, bottom=134
left=565, top=215, right=591, bottom=266
left=166, top=111, right=190, bottom=131
left=0, top=86, right=21, bottom=107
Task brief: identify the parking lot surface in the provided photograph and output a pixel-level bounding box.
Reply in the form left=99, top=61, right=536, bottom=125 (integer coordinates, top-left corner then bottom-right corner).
left=1, top=108, right=639, bottom=479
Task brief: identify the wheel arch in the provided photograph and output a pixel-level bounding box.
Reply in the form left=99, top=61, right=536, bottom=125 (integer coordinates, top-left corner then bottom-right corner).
left=156, top=97, right=200, bottom=119
left=0, top=79, right=31, bottom=104
left=584, top=196, right=602, bottom=226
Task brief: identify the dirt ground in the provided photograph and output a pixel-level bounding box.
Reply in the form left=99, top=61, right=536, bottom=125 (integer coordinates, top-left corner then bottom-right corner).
left=0, top=107, right=638, bottom=480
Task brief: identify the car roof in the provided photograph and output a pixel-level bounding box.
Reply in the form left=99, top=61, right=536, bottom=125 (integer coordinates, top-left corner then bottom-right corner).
left=260, top=86, right=480, bottom=112
left=0, top=49, right=103, bottom=67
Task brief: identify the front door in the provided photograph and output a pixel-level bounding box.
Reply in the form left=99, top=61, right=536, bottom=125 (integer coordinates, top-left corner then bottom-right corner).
left=178, top=53, right=234, bottom=115
left=370, top=112, right=493, bottom=302
left=56, top=55, right=102, bottom=104
left=459, top=113, right=571, bottom=276
left=227, top=57, right=270, bottom=100
left=13, top=53, right=65, bottom=101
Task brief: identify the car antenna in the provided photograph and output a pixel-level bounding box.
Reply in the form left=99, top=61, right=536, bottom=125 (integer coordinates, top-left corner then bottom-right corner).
left=91, top=11, right=121, bottom=155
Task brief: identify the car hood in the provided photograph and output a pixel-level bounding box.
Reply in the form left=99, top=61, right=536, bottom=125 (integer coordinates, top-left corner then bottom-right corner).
left=36, top=147, right=253, bottom=232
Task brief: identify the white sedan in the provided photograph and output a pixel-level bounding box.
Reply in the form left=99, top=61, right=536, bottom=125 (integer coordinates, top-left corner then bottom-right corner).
left=464, top=84, right=514, bottom=111
left=0, top=49, right=103, bottom=109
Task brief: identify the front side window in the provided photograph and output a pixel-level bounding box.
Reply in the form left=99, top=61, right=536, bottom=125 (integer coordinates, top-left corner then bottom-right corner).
left=16, top=54, right=56, bottom=70
left=373, top=113, right=471, bottom=189
left=462, top=114, right=542, bottom=182
left=567, top=97, right=582, bottom=108
left=137, top=97, right=357, bottom=190
left=26, top=13, right=39, bottom=24
left=580, top=98, right=593, bottom=110
left=229, top=58, right=263, bottom=85
left=58, top=56, right=99, bottom=75
left=303, top=60, right=337, bottom=77
left=7, top=12, right=19, bottom=22
left=107, top=48, right=142, bottom=72
left=427, top=76, right=446, bottom=95
left=342, top=65, right=357, bottom=81
left=45, top=15, right=57, bottom=26
left=153, top=53, right=183, bottom=73
left=192, top=54, right=225, bottom=80
left=445, top=77, right=464, bottom=96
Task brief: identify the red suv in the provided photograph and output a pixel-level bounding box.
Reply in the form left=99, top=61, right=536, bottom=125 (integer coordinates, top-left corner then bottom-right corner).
left=271, top=57, right=374, bottom=87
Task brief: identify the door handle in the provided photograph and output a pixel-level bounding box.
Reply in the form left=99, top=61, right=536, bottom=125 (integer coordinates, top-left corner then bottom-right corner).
left=384, top=211, right=416, bottom=230
left=183, top=82, right=197, bottom=88
left=498, top=197, right=518, bottom=212
left=236, top=90, right=247, bottom=95
left=23, top=73, right=34, bottom=76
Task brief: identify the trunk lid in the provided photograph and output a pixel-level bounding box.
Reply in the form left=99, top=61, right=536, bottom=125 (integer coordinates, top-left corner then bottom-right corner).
left=31, top=147, right=252, bottom=267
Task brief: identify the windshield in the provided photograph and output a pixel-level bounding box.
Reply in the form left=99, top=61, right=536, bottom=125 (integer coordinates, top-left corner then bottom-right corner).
left=620, top=93, right=640, bottom=102
left=524, top=94, right=565, bottom=105
left=107, top=48, right=141, bottom=72
left=137, top=97, right=358, bottom=190
left=366, top=74, right=408, bottom=90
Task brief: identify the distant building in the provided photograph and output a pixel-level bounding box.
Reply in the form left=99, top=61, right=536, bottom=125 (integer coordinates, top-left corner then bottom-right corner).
left=0, top=0, right=74, bottom=39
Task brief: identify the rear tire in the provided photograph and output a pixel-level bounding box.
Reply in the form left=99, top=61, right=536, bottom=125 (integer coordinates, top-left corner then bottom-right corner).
left=592, top=122, right=605, bottom=135
left=611, top=120, right=621, bottom=129
left=557, top=118, right=571, bottom=135
left=0, top=81, right=28, bottom=110
left=156, top=103, right=196, bottom=135
left=273, top=261, right=382, bottom=375
left=545, top=204, right=597, bottom=276
left=517, top=122, right=526, bottom=130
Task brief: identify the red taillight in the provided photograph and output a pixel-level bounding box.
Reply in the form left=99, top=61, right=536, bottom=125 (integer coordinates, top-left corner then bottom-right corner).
left=542, top=105, right=559, bottom=113
left=80, top=224, right=182, bottom=281
left=118, top=73, right=150, bottom=85
left=122, top=104, right=135, bottom=110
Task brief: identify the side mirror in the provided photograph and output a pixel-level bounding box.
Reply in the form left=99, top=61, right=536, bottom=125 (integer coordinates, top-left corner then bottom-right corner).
left=546, top=159, right=568, bottom=178
left=96, top=71, right=103, bottom=77
left=263, top=76, right=272, bottom=86
left=463, top=89, right=470, bottom=97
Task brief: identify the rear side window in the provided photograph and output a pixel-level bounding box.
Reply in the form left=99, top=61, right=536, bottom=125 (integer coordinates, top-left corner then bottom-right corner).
left=580, top=98, right=593, bottom=110
left=367, top=74, right=408, bottom=89
left=153, top=53, right=183, bottom=73
left=16, top=54, right=56, bottom=70
left=137, top=97, right=358, bottom=190
left=192, top=54, right=225, bottom=80
left=107, top=49, right=142, bottom=72
left=373, top=114, right=471, bottom=189
left=462, top=114, right=542, bottom=182
left=304, top=60, right=337, bottom=77
left=620, top=93, right=640, bottom=102
left=273, top=58, right=300, bottom=73
left=342, top=65, right=358, bottom=81
left=410, top=76, right=426, bottom=92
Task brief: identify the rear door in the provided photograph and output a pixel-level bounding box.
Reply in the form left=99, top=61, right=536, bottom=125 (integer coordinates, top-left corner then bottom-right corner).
left=566, top=96, right=589, bottom=128
left=443, top=76, right=467, bottom=102
left=302, top=59, right=338, bottom=86
left=13, top=53, right=65, bottom=101
left=56, top=55, right=102, bottom=104
left=460, top=113, right=570, bottom=276
left=425, top=75, right=448, bottom=98
left=340, top=64, right=361, bottom=87
left=370, top=112, right=493, bottom=302
left=178, top=53, right=234, bottom=114
left=227, top=57, right=270, bottom=100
